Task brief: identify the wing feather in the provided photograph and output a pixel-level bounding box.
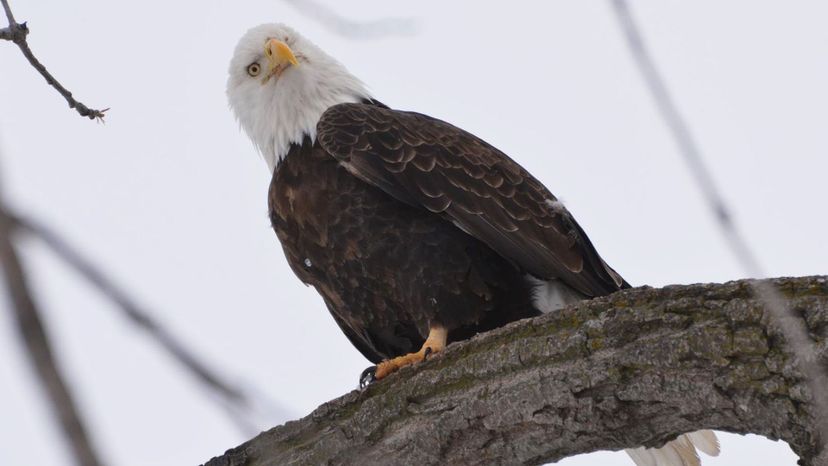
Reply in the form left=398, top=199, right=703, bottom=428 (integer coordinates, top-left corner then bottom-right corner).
left=318, top=103, right=627, bottom=296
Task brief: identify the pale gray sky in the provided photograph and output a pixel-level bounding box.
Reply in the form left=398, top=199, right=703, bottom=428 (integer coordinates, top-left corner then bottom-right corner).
left=1, top=1, right=825, bottom=465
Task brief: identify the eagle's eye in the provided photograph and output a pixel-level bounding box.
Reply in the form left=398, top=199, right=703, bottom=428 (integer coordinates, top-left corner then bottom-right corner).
left=247, top=63, right=261, bottom=77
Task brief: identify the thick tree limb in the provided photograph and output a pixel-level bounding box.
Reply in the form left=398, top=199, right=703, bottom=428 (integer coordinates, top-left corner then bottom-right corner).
left=204, top=276, right=828, bottom=466
left=609, top=1, right=828, bottom=440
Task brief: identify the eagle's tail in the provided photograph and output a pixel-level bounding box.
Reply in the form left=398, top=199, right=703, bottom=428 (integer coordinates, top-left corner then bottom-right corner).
left=528, top=278, right=588, bottom=313
left=625, top=430, right=720, bottom=466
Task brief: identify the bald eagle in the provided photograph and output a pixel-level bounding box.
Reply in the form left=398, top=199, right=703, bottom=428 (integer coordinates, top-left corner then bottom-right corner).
left=226, top=23, right=720, bottom=466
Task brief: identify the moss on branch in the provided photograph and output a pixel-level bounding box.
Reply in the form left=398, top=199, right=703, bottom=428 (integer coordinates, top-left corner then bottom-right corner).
left=204, top=276, right=828, bottom=466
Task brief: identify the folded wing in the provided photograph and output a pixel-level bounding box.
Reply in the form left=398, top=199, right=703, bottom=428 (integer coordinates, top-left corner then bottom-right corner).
left=317, top=103, right=627, bottom=297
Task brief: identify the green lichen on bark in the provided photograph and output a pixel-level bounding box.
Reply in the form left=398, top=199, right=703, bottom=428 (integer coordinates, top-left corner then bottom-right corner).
left=204, top=276, right=828, bottom=466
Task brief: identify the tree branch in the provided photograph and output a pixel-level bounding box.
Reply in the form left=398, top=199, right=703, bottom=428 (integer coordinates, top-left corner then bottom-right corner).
left=8, top=212, right=292, bottom=436
left=203, top=276, right=828, bottom=466
left=0, top=204, right=103, bottom=465
left=0, top=0, right=108, bottom=121
left=608, top=1, right=828, bottom=441
left=281, top=0, right=417, bottom=39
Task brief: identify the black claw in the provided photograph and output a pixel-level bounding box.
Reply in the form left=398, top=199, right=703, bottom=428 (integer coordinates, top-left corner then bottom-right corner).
left=423, top=346, right=433, bottom=360
left=359, top=366, right=377, bottom=389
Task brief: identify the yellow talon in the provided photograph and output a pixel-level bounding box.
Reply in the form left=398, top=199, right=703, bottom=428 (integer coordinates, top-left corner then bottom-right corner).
left=374, top=324, right=447, bottom=380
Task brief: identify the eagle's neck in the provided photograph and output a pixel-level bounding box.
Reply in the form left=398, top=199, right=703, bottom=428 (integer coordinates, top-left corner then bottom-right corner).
left=257, top=68, right=372, bottom=173
left=273, top=98, right=389, bottom=176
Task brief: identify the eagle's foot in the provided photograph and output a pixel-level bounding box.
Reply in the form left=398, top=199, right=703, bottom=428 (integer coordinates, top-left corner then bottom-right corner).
left=372, top=324, right=448, bottom=382
left=357, top=348, right=433, bottom=389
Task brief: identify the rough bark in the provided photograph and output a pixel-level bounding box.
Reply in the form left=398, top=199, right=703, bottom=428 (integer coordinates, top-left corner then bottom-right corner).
left=204, top=276, right=828, bottom=466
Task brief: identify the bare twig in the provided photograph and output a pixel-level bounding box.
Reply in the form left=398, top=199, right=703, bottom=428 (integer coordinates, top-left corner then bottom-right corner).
left=282, top=0, right=417, bottom=39
left=609, top=0, right=828, bottom=445
left=0, top=0, right=108, bottom=120
left=0, top=185, right=103, bottom=466
left=10, top=213, right=292, bottom=436
left=1, top=0, right=15, bottom=23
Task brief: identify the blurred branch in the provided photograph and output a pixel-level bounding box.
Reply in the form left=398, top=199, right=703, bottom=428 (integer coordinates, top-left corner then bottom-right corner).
left=10, top=213, right=290, bottom=436
left=0, top=192, right=103, bottom=465
left=0, top=0, right=108, bottom=120
left=608, top=0, right=751, bottom=266
left=609, top=0, right=828, bottom=444
left=282, top=0, right=417, bottom=39
left=1, top=0, right=287, bottom=425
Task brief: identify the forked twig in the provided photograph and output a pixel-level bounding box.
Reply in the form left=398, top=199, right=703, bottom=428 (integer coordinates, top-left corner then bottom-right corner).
left=0, top=0, right=108, bottom=120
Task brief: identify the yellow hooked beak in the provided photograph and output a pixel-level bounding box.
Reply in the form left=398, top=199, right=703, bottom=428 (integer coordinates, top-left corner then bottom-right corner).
left=263, top=39, right=299, bottom=83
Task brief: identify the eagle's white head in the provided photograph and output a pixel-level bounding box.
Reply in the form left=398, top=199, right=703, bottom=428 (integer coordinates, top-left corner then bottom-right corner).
left=227, top=23, right=371, bottom=172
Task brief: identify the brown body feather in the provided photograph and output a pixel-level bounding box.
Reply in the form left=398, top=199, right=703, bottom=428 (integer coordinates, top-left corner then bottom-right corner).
left=270, top=136, right=536, bottom=363
left=268, top=102, right=628, bottom=363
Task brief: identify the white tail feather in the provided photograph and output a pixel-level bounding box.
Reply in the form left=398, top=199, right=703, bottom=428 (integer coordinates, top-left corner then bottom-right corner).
left=625, top=430, right=719, bottom=466
left=686, top=430, right=721, bottom=457
left=625, top=448, right=657, bottom=466
left=527, top=277, right=586, bottom=313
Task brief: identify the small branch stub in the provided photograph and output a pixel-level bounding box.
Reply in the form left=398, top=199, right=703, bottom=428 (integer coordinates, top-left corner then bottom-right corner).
left=0, top=20, right=26, bottom=41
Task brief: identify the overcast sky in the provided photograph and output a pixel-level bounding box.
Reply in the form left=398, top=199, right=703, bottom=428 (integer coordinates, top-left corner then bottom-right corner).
left=1, top=1, right=826, bottom=465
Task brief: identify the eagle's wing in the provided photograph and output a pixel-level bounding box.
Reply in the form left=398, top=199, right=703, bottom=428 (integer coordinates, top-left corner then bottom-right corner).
left=317, top=103, right=627, bottom=297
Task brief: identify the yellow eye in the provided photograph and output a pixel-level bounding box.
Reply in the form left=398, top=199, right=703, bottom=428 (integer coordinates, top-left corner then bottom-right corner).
left=247, top=63, right=261, bottom=77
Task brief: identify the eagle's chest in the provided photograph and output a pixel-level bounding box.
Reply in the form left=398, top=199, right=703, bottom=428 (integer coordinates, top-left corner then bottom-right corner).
left=267, top=141, right=408, bottom=289
left=269, top=144, right=343, bottom=274
left=270, top=157, right=338, bottom=249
